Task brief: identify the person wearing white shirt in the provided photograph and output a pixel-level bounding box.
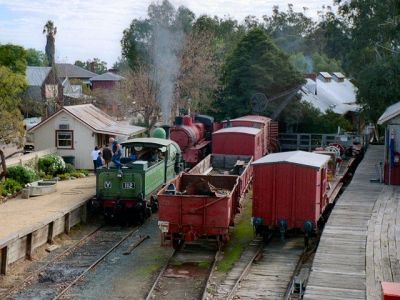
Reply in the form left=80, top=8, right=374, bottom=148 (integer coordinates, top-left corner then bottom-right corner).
left=91, top=146, right=100, bottom=173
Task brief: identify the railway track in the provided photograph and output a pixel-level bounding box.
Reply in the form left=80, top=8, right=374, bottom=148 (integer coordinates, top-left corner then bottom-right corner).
left=146, top=241, right=219, bottom=300
left=7, top=225, right=140, bottom=300
left=206, top=236, right=308, bottom=300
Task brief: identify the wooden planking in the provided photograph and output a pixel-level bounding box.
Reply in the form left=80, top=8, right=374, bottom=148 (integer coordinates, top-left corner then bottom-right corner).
left=366, top=184, right=400, bottom=300
left=304, top=145, right=385, bottom=300
left=234, top=238, right=304, bottom=300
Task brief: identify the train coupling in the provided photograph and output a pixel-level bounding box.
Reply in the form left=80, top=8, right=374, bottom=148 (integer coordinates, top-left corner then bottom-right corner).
left=278, top=219, right=288, bottom=241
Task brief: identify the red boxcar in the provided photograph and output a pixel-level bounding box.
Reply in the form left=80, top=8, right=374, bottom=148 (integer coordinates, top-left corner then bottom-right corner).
left=189, top=154, right=253, bottom=212
left=251, top=151, right=330, bottom=240
left=223, top=115, right=272, bottom=155
left=212, top=127, right=263, bottom=160
left=158, top=174, right=240, bottom=248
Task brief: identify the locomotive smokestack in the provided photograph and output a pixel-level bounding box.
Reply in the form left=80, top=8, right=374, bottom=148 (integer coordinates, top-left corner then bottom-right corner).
left=161, top=125, right=171, bottom=139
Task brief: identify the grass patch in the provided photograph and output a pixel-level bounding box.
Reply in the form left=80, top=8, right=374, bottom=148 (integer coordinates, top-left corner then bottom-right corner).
left=198, top=261, right=211, bottom=269
left=216, top=192, right=254, bottom=273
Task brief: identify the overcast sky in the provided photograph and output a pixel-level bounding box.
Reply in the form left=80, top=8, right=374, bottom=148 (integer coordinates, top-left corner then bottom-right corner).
left=0, top=0, right=336, bottom=67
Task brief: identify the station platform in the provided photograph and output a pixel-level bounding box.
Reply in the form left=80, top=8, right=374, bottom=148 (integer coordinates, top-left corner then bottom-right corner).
left=304, top=145, right=398, bottom=299
left=0, top=176, right=95, bottom=275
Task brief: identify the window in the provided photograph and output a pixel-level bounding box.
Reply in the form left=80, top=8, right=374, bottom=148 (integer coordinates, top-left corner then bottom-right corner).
left=56, top=130, right=73, bottom=149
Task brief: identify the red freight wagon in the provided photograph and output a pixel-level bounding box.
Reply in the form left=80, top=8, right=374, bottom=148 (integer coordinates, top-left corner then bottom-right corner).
left=212, top=127, right=263, bottom=160
left=189, top=154, right=254, bottom=211
left=223, top=115, right=272, bottom=155
left=251, top=151, right=330, bottom=241
left=158, top=174, right=240, bottom=248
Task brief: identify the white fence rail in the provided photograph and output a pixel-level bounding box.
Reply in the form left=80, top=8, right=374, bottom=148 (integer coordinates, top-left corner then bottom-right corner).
left=5, top=148, right=57, bottom=169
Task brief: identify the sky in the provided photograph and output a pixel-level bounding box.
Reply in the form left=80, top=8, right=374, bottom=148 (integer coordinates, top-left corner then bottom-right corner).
left=0, top=0, right=336, bottom=67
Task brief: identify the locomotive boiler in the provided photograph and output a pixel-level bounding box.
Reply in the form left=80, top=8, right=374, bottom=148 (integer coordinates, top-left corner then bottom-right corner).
left=170, top=114, right=215, bottom=167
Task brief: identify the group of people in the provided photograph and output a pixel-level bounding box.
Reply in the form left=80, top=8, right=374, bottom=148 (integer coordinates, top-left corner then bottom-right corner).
left=91, top=137, right=122, bottom=173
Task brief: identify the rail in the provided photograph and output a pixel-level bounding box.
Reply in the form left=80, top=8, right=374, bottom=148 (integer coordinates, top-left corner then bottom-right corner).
left=146, top=243, right=220, bottom=300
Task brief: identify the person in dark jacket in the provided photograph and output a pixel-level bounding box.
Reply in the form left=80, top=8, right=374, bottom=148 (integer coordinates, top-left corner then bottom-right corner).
left=96, top=151, right=103, bottom=168
left=102, top=144, right=112, bottom=168
left=109, top=137, right=122, bottom=176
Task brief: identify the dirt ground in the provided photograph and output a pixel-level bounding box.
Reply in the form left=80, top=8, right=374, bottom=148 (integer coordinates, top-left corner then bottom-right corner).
left=0, top=222, right=101, bottom=299
left=62, top=213, right=173, bottom=300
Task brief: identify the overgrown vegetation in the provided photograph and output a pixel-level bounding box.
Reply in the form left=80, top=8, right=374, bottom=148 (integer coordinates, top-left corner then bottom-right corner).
left=217, top=193, right=254, bottom=272
left=0, top=179, right=23, bottom=196
left=7, top=165, right=38, bottom=185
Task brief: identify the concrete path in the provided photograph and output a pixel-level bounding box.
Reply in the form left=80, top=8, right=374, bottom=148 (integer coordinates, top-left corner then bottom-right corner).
left=0, top=176, right=95, bottom=248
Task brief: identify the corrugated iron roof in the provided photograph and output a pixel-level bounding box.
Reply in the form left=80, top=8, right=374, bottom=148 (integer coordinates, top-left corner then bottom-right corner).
left=300, top=77, right=360, bottom=115
left=213, top=126, right=261, bottom=135
left=252, top=150, right=330, bottom=168
left=122, top=137, right=175, bottom=147
left=26, top=66, right=52, bottom=86
left=90, top=72, right=125, bottom=81
left=231, top=115, right=272, bottom=123
left=29, top=104, right=146, bottom=136
left=378, top=101, right=400, bottom=125
left=56, top=63, right=97, bottom=79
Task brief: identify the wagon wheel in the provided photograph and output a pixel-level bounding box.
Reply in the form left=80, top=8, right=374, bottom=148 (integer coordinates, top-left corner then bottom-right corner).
left=172, top=235, right=183, bottom=250
left=150, top=195, right=159, bottom=213
left=145, top=206, right=152, bottom=218
left=137, top=210, right=145, bottom=225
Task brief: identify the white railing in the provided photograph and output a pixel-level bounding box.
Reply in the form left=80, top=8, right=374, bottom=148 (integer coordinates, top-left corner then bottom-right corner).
left=5, top=148, right=57, bottom=169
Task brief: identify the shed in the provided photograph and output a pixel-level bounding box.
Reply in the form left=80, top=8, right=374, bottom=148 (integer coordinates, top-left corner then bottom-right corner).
left=252, top=151, right=330, bottom=232
left=90, top=72, right=125, bottom=90
left=212, top=127, right=263, bottom=160
left=28, top=104, right=146, bottom=169
left=378, top=101, right=400, bottom=185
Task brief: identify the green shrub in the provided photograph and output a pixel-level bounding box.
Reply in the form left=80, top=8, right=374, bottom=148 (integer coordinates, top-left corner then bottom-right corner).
left=59, top=173, right=71, bottom=181
left=37, top=171, right=46, bottom=178
left=38, top=154, right=66, bottom=176
left=64, top=163, right=76, bottom=174
left=70, top=172, right=84, bottom=178
left=77, top=169, right=89, bottom=176
left=0, top=179, right=22, bottom=196
left=7, top=165, right=38, bottom=185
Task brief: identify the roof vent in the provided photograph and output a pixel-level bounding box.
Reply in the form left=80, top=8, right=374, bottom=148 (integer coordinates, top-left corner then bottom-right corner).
left=332, top=72, right=345, bottom=82
left=59, top=124, right=70, bottom=130
left=318, top=72, right=332, bottom=83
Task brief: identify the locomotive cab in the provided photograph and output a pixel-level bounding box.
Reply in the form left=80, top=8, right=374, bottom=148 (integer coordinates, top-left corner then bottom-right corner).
left=96, top=137, right=183, bottom=223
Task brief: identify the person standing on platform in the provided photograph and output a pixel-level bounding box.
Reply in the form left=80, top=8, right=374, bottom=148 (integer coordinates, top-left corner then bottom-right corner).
left=102, top=144, right=112, bottom=168
left=91, top=146, right=99, bottom=173
left=96, top=151, right=103, bottom=168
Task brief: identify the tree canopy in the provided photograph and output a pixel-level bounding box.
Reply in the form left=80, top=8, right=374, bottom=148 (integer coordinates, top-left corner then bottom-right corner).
left=74, top=58, right=108, bottom=74
left=333, top=0, right=400, bottom=122
left=215, top=28, right=305, bottom=119
left=26, top=48, right=47, bottom=66
left=0, top=44, right=27, bottom=74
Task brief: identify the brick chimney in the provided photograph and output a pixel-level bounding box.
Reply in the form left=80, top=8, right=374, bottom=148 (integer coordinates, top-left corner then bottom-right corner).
left=304, top=73, right=317, bottom=81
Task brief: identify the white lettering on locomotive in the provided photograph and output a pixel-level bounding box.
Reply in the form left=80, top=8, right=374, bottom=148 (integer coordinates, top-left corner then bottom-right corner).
left=122, top=182, right=135, bottom=189
left=104, top=181, right=112, bottom=189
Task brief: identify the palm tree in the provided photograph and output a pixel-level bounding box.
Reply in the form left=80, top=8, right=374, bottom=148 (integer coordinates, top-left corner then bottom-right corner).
left=43, top=20, right=57, bottom=67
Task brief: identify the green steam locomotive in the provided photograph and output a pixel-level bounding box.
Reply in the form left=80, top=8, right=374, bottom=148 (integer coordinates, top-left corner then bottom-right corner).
left=95, top=134, right=183, bottom=223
